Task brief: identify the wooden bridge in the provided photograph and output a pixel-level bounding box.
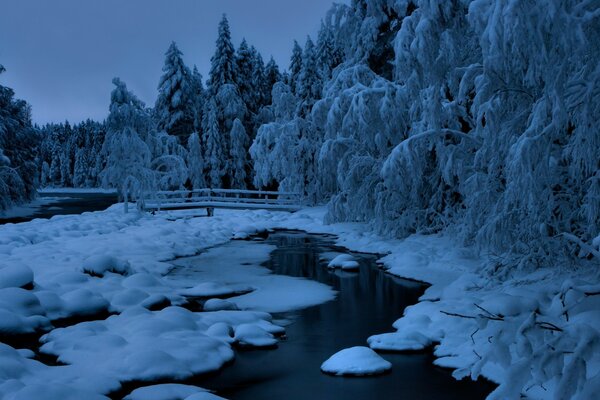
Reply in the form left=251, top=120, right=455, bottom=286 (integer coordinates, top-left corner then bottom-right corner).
left=139, top=188, right=303, bottom=214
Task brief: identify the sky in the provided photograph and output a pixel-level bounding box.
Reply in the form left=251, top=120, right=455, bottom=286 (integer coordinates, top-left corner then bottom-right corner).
left=0, top=0, right=347, bottom=125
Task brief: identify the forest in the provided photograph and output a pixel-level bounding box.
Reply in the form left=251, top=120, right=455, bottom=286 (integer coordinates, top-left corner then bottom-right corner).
left=1, top=1, right=599, bottom=397
left=3, top=0, right=598, bottom=270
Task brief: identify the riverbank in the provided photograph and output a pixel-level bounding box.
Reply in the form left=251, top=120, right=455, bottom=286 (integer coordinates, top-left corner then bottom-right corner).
left=0, top=205, right=598, bottom=399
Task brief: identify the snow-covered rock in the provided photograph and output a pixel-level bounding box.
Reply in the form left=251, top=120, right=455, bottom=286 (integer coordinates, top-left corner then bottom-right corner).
left=81, top=255, right=132, bottom=277
left=327, top=254, right=360, bottom=271
left=123, top=384, right=225, bottom=400
left=0, top=264, right=34, bottom=289
left=234, top=323, right=278, bottom=348
left=320, top=346, right=392, bottom=376
left=203, top=298, right=238, bottom=311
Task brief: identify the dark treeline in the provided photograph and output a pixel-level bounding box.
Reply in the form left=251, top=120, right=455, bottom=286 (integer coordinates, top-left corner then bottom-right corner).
left=35, top=15, right=341, bottom=193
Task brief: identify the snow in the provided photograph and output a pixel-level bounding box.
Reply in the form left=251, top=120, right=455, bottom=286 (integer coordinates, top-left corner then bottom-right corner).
left=0, top=204, right=598, bottom=399
left=320, top=346, right=392, bottom=376
left=234, top=323, right=278, bottom=348
left=170, top=241, right=336, bottom=313
left=0, top=263, right=34, bottom=289
left=123, top=384, right=225, bottom=400
left=327, top=254, right=360, bottom=271
left=81, top=255, right=132, bottom=277
left=179, top=282, right=253, bottom=298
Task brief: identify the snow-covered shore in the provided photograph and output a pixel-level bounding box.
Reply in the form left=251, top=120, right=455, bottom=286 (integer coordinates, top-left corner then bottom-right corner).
left=0, top=206, right=598, bottom=399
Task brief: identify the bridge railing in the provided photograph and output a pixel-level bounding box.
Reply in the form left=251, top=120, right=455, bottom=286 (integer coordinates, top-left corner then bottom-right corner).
left=139, top=188, right=303, bottom=212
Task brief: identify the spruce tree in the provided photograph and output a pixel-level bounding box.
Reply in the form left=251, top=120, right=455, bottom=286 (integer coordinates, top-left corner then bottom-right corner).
left=296, top=36, right=321, bottom=115
left=289, top=40, right=303, bottom=94
left=208, top=15, right=236, bottom=95
left=191, top=65, right=206, bottom=134
left=187, top=131, right=206, bottom=189
left=235, top=39, right=255, bottom=112
left=263, top=57, right=282, bottom=106
left=229, top=118, right=249, bottom=189
left=202, top=99, right=226, bottom=188
left=155, top=42, right=195, bottom=139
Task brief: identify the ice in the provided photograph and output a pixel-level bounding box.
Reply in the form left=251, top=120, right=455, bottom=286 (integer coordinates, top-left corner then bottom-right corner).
left=123, top=384, right=225, bottom=400
left=320, top=346, right=392, bottom=376
left=327, top=254, right=360, bottom=271
left=171, top=241, right=336, bottom=313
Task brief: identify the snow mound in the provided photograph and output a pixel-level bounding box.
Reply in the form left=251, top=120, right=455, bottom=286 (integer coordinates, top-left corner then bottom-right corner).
left=320, top=346, right=392, bottom=376
left=6, top=384, right=110, bottom=400
left=0, top=288, right=50, bottom=334
left=368, top=314, right=434, bottom=351
left=203, top=299, right=238, bottom=311
left=0, top=264, right=34, bottom=289
left=234, top=323, right=278, bottom=348
left=179, top=282, right=253, bottom=298
left=123, top=383, right=225, bottom=400
left=81, top=255, right=132, bottom=277
left=327, top=254, right=359, bottom=271
left=39, top=307, right=280, bottom=382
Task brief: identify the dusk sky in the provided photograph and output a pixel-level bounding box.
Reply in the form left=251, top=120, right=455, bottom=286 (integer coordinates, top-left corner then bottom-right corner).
left=0, top=0, right=346, bottom=125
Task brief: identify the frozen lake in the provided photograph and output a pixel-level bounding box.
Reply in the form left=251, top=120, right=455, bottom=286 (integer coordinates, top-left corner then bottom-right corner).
left=0, top=190, right=118, bottom=224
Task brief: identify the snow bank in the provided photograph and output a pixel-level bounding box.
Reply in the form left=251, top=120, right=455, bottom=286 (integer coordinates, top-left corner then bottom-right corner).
left=123, top=384, right=225, bottom=400
left=320, top=346, right=392, bottom=376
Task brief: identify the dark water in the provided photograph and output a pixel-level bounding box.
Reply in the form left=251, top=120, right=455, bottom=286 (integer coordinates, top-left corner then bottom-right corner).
left=0, top=191, right=118, bottom=224
left=194, top=231, right=495, bottom=400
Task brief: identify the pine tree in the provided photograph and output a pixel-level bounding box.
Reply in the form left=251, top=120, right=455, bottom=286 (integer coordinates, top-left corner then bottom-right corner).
left=296, top=36, right=321, bottom=115
left=263, top=57, right=282, bottom=106
left=202, top=99, right=225, bottom=188
left=187, top=131, right=206, bottom=189
left=190, top=66, right=206, bottom=135
left=235, top=39, right=255, bottom=112
left=289, top=40, right=303, bottom=94
left=229, top=118, right=249, bottom=189
left=155, top=42, right=195, bottom=138
left=250, top=46, right=266, bottom=109
left=316, top=21, right=341, bottom=82
left=208, top=14, right=236, bottom=95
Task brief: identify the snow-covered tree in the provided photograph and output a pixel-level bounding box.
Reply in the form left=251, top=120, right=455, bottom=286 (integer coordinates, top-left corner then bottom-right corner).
left=263, top=57, right=282, bottom=106
left=296, top=36, right=321, bottom=115
left=155, top=42, right=195, bottom=138
left=235, top=39, right=256, bottom=113
left=101, top=78, right=156, bottom=213
left=202, top=99, right=226, bottom=188
left=186, top=131, right=205, bottom=189
left=208, top=14, right=236, bottom=95
left=229, top=118, right=249, bottom=189
left=0, top=64, right=39, bottom=210
left=288, top=40, right=303, bottom=94
left=190, top=66, right=206, bottom=135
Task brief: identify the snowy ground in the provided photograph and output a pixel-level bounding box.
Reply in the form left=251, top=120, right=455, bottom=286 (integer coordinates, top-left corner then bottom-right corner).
left=0, top=205, right=598, bottom=399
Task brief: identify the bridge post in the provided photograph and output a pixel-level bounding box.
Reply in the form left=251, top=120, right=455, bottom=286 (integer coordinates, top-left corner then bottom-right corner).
left=207, top=207, right=214, bottom=217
